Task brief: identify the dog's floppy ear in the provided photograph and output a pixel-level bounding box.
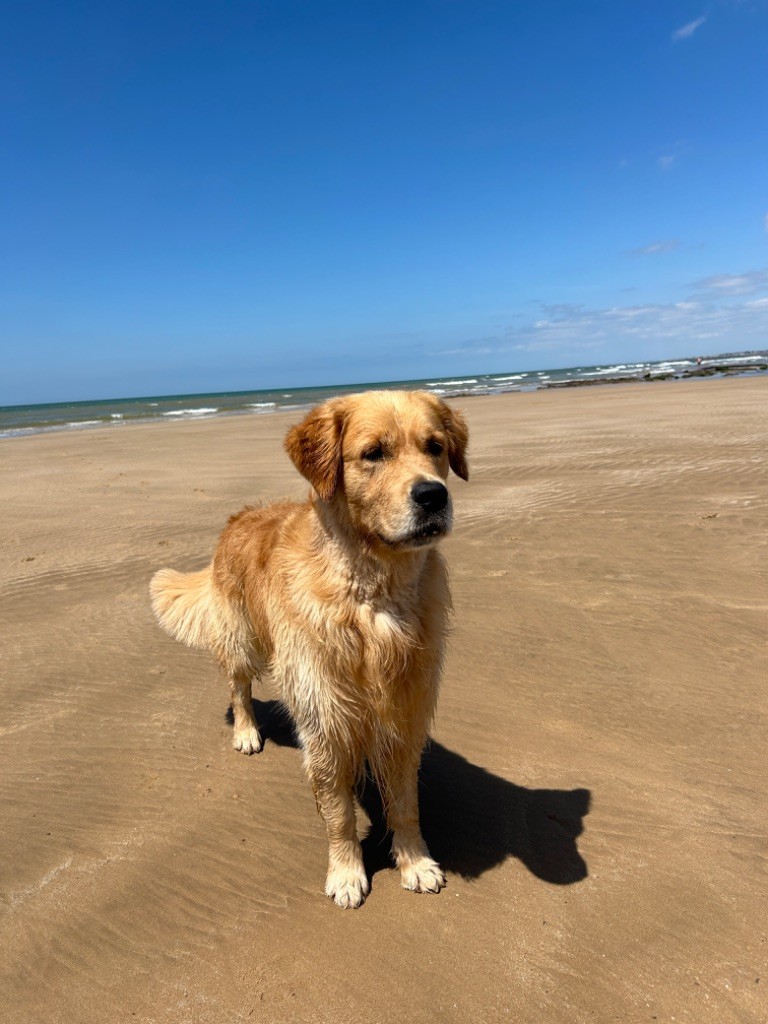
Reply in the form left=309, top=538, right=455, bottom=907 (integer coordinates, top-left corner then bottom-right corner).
left=284, top=399, right=346, bottom=501
left=443, top=405, right=469, bottom=481
left=425, top=395, right=469, bottom=480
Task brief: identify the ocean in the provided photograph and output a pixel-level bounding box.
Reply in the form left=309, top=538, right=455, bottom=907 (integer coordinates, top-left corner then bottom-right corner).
left=1, top=350, right=766, bottom=439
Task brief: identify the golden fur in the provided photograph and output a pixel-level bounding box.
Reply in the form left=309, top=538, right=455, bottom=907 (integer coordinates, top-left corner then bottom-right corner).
left=150, top=389, right=469, bottom=908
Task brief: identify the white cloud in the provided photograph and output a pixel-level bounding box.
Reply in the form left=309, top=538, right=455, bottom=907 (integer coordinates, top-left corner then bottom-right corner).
left=625, top=239, right=680, bottom=257
left=693, top=268, right=768, bottom=296
left=656, top=141, right=688, bottom=172
left=438, top=274, right=768, bottom=361
left=672, top=16, right=707, bottom=40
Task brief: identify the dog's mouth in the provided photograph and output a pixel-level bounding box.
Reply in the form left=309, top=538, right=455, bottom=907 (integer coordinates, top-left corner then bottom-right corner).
left=377, top=517, right=451, bottom=551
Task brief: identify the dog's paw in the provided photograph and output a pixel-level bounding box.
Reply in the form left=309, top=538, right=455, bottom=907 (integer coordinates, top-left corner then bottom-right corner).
left=400, top=857, right=446, bottom=894
left=325, top=865, right=370, bottom=909
left=233, top=726, right=263, bottom=755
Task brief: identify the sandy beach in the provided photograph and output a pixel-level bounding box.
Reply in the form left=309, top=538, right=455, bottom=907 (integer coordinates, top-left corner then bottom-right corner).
left=1, top=376, right=766, bottom=1024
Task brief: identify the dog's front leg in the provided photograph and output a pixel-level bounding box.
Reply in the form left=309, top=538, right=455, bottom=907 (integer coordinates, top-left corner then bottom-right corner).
left=303, top=738, right=369, bottom=909
left=384, top=747, right=446, bottom=895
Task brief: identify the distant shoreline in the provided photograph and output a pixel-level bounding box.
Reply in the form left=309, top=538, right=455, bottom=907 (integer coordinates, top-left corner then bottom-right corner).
left=543, top=358, right=768, bottom=388
left=2, top=350, right=766, bottom=439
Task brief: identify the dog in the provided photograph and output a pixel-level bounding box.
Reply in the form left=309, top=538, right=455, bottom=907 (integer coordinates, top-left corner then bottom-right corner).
left=150, top=389, right=468, bottom=908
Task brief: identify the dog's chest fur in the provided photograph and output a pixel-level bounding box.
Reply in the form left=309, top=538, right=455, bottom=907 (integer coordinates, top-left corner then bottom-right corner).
left=278, top=548, right=442, bottom=714
left=309, top=571, right=425, bottom=680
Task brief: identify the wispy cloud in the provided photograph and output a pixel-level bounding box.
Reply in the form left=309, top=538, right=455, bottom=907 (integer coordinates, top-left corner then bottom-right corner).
left=437, top=268, right=768, bottom=360
left=657, top=140, right=689, bottom=172
left=625, top=239, right=680, bottom=257
left=692, top=268, right=768, bottom=296
left=672, top=15, right=707, bottom=40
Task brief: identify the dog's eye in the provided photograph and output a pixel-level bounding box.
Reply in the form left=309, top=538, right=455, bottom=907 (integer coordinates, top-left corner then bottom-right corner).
left=426, top=438, right=444, bottom=457
left=361, top=444, right=385, bottom=462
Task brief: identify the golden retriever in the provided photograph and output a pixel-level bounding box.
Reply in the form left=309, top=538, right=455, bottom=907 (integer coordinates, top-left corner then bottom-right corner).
left=150, top=390, right=468, bottom=908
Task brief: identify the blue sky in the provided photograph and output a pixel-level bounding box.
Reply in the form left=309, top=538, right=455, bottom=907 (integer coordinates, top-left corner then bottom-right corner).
left=2, top=0, right=767, bottom=404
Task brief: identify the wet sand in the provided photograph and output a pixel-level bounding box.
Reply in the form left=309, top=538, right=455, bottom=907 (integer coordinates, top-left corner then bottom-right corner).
left=1, top=376, right=766, bottom=1023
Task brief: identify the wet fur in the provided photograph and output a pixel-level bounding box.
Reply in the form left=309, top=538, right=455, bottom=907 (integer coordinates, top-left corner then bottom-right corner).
left=150, top=390, right=468, bottom=908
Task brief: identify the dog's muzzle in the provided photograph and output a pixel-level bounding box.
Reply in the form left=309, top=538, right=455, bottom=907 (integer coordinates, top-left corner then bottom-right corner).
left=376, top=481, right=452, bottom=550
left=392, top=481, right=451, bottom=547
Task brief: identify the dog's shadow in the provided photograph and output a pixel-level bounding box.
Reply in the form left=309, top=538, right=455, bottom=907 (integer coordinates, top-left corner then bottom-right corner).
left=233, top=699, right=590, bottom=886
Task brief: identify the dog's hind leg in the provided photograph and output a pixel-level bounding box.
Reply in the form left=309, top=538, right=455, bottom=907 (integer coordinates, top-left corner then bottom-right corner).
left=229, top=671, right=263, bottom=755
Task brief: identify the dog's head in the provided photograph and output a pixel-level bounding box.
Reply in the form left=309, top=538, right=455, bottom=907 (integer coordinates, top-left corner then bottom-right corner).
left=285, top=390, right=468, bottom=552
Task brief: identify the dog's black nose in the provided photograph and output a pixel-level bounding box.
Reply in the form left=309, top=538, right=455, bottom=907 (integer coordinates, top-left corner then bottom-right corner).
left=411, top=480, right=448, bottom=513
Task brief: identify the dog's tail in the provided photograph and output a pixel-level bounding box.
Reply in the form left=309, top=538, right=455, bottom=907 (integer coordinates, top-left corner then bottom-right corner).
left=150, top=566, right=217, bottom=650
